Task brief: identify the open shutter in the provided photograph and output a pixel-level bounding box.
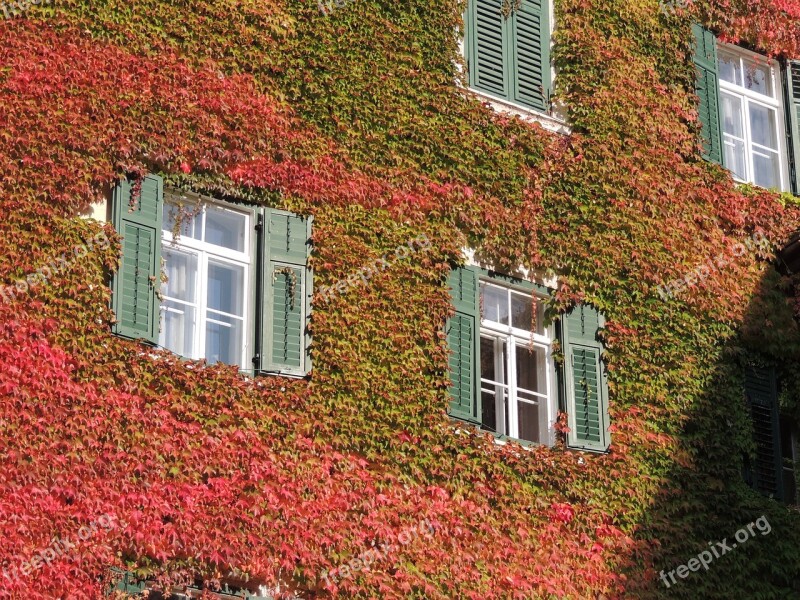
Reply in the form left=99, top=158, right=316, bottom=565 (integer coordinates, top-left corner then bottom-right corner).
left=692, top=24, right=723, bottom=164
left=783, top=61, right=800, bottom=195
left=561, top=305, right=610, bottom=452
left=744, top=365, right=784, bottom=500
left=468, top=0, right=511, bottom=100
left=511, top=0, right=550, bottom=111
left=447, top=266, right=480, bottom=422
left=260, top=208, right=312, bottom=376
left=111, top=174, right=163, bottom=344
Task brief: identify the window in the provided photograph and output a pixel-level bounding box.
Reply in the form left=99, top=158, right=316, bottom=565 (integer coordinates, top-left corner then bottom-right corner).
left=479, top=282, right=552, bottom=443
left=718, top=48, right=787, bottom=190
left=110, top=174, right=313, bottom=377
left=446, top=266, right=610, bottom=451
left=780, top=417, right=798, bottom=504
left=161, top=202, right=253, bottom=369
left=465, top=0, right=551, bottom=113
left=692, top=26, right=791, bottom=192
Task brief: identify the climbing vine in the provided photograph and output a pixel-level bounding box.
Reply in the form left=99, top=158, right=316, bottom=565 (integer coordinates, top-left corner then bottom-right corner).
left=0, top=0, right=799, bottom=598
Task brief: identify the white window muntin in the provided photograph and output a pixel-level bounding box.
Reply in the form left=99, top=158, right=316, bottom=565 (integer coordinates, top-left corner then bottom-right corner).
left=161, top=201, right=255, bottom=370
left=718, top=46, right=789, bottom=191
left=478, top=280, right=555, bottom=444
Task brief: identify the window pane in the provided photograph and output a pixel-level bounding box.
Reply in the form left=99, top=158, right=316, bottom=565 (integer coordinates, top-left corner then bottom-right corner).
left=744, top=62, right=772, bottom=96
left=482, top=284, right=509, bottom=325
left=510, top=291, right=532, bottom=331
left=160, top=248, right=198, bottom=357
left=721, top=93, right=744, bottom=139
left=480, top=335, right=497, bottom=382
left=515, top=345, right=547, bottom=396
left=163, top=203, right=201, bottom=239
left=205, top=312, right=244, bottom=367
left=517, top=401, right=541, bottom=444
left=718, top=53, right=741, bottom=86
left=752, top=150, right=781, bottom=190
left=207, top=261, right=245, bottom=317
left=205, top=206, right=247, bottom=252
left=723, top=138, right=747, bottom=180
left=749, top=103, right=778, bottom=150
left=480, top=336, right=504, bottom=434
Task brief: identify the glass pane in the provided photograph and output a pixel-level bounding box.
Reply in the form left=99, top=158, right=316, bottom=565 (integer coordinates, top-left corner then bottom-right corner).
left=510, top=291, right=533, bottom=331
left=481, top=284, right=508, bottom=325
left=515, top=345, right=547, bottom=396
left=744, top=62, right=772, bottom=96
left=480, top=336, right=497, bottom=382
left=517, top=401, right=541, bottom=444
left=163, top=203, right=201, bottom=239
left=752, top=150, right=781, bottom=190
left=721, top=93, right=744, bottom=139
left=723, top=137, right=747, bottom=180
left=718, top=52, right=741, bottom=86
left=160, top=248, right=198, bottom=358
left=481, top=390, right=498, bottom=433
left=162, top=300, right=196, bottom=357
left=207, top=261, right=245, bottom=317
left=749, top=103, right=778, bottom=150
left=205, top=206, right=247, bottom=252
left=205, top=312, right=243, bottom=367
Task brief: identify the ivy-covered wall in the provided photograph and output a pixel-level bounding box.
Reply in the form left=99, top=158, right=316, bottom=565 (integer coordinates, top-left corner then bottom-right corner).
left=0, top=0, right=799, bottom=598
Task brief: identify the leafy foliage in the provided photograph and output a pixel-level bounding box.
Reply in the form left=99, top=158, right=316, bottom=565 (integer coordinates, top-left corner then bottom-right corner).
left=0, top=0, right=799, bottom=598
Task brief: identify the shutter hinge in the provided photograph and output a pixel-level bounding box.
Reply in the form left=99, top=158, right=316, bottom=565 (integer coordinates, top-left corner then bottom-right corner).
left=255, top=213, right=264, bottom=232
left=252, top=352, right=260, bottom=367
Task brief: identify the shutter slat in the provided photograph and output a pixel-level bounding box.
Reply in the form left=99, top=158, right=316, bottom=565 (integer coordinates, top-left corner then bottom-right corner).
left=692, top=25, right=723, bottom=164
left=470, top=0, right=509, bottom=98
left=744, top=365, right=784, bottom=500
left=111, top=174, right=163, bottom=344
left=512, top=0, right=549, bottom=111
left=562, top=305, right=610, bottom=452
left=447, top=267, right=479, bottom=422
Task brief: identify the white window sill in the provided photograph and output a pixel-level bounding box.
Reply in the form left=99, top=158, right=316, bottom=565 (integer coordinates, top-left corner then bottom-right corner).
left=466, top=88, right=571, bottom=135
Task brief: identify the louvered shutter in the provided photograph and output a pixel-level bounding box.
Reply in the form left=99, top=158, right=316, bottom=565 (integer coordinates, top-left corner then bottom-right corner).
left=692, top=24, right=724, bottom=164
left=744, top=365, right=784, bottom=500
left=783, top=61, right=800, bottom=195
left=447, top=266, right=480, bottom=422
left=561, top=304, right=610, bottom=452
left=111, top=174, right=163, bottom=344
left=468, top=0, right=510, bottom=99
left=511, top=0, right=550, bottom=111
left=260, top=209, right=312, bottom=376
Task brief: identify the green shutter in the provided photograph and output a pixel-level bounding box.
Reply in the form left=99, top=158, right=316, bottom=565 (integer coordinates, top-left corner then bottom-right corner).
left=468, top=0, right=510, bottom=99
left=692, top=24, right=723, bottom=164
left=447, top=266, right=480, bottom=422
left=111, top=174, right=163, bottom=344
left=511, top=0, right=550, bottom=111
left=260, top=208, right=312, bottom=376
left=744, top=365, right=784, bottom=500
left=561, top=304, right=610, bottom=452
left=783, top=61, right=800, bottom=195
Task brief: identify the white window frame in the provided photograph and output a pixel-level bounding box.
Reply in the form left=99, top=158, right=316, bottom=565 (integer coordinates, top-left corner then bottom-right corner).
left=458, top=0, right=568, bottom=134
left=479, top=280, right=556, bottom=445
left=161, top=199, right=256, bottom=370
left=718, top=44, right=790, bottom=191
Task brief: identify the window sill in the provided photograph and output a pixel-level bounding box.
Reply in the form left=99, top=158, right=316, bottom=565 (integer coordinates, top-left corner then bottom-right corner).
left=467, top=89, right=571, bottom=135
